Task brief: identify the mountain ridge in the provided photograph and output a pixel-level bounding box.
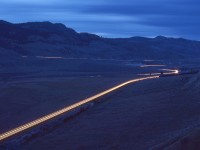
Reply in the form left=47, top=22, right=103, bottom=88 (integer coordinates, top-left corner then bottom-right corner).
left=0, top=20, right=200, bottom=62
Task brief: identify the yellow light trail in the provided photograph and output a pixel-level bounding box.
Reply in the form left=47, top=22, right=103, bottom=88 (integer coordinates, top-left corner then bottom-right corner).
left=0, top=76, right=159, bottom=141
left=138, top=69, right=179, bottom=76
left=160, top=69, right=179, bottom=75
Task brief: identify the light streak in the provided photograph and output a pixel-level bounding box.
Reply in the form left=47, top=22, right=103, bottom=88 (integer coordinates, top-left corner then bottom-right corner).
left=140, top=65, right=166, bottom=68
left=138, top=73, right=161, bottom=76
left=0, top=76, right=159, bottom=141
left=160, top=69, right=179, bottom=75
left=139, top=69, right=179, bottom=76
left=36, top=56, right=64, bottom=59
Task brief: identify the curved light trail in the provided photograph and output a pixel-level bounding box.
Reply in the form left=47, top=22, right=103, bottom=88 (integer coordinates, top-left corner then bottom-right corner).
left=0, top=76, right=159, bottom=141
left=161, top=69, right=179, bottom=74
left=138, top=69, right=179, bottom=76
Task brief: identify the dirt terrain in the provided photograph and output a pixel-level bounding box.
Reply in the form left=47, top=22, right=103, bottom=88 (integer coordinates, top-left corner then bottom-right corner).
left=11, top=73, right=199, bottom=150
left=0, top=74, right=137, bottom=134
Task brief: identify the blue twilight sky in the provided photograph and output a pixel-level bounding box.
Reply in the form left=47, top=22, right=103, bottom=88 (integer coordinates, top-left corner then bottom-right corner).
left=0, top=0, right=199, bottom=39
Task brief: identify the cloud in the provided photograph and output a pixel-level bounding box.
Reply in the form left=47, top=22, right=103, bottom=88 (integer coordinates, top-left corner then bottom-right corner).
left=0, top=0, right=199, bottom=39
left=80, top=0, right=200, bottom=39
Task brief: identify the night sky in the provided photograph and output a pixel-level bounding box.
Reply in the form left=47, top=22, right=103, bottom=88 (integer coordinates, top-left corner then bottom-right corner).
left=0, top=0, right=199, bottom=39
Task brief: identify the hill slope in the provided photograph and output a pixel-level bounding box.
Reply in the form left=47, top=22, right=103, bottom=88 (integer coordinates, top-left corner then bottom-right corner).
left=1, top=20, right=200, bottom=60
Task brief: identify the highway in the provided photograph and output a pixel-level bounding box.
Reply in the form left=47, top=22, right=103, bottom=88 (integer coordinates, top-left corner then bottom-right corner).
left=0, top=69, right=178, bottom=141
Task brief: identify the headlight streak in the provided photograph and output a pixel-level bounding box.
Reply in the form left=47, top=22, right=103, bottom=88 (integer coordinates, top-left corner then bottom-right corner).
left=0, top=76, right=159, bottom=141
left=138, top=69, right=179, bottom=76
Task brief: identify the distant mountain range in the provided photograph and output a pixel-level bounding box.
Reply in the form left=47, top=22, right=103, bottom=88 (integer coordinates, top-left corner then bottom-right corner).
left=0, top=21, right=200, bottom=74
left=0, top=20, right=200, bottom=72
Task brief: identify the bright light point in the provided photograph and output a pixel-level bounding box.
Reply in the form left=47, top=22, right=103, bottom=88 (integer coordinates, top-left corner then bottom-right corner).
left=175, top=70, right=179, bottom=74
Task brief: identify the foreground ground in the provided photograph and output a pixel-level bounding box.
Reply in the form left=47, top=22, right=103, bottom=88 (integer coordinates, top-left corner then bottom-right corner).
left=0, top=62, right=200, bottom=149
left=6, top=73, right=197, bottom=150
left=0, top=74, right=136, bottom=134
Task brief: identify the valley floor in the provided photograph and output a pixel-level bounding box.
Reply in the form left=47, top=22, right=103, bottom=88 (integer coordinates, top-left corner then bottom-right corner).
left=9, top=74, right=200, bottom=150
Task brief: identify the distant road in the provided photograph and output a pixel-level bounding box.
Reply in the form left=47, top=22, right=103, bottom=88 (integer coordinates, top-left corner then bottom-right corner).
left=0, top=76, right=160, bottom=141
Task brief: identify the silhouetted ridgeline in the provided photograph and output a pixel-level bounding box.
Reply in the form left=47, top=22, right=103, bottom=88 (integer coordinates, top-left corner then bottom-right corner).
left=0, top=20, right=200, bottom=71
left=1, top=20, right=200, bottom=58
